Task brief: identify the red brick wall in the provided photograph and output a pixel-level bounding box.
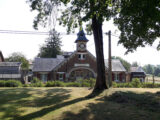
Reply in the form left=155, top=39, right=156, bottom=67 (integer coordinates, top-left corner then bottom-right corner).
left=57, top=52, right=97, bottom=74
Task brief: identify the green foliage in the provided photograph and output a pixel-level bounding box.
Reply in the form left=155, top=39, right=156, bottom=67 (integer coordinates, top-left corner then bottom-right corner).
left=31, top=77, right=41, bottom=83
left=38, top=29, right=62, bottom=58
left=0, top=80, right=6, bottom=87
left=116, top=83, right=133, bottom=88
left=30, top=82, right=44, bottom=87
left=131, top=78, right=141, bottom=88
left=5, top=52, right=29, bottom=70
left=45, top=81, right=55, bottom=87
left=27, top=0, right=115, bottom=33
left=45, top=81, right=65, bottom=87
left=65, top=82, right=81, bottom=87
left=30, top=77, right=44, bottom=87
left=53, top=81, right=65, bottom=87
left=114, top=0, right=160, bottom=53
left=5, top=80, right=22, bottom=87
left=143, top=64, right=154, bottom=75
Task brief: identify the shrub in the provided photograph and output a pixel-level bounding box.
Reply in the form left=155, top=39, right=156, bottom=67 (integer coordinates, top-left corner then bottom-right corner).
left=88, top=78, right=96, bottom=88
left=30, top=82, right=44, bottom=87
left=5, top=80, right=22, bottom=87
left=112, top=82, right=117, bottom=88
left=65, top=82, right=81, bottom=87
left=131, top=78, right=141, bottom=88
left=81, top=82, right=90, bottom=87
left=116, top=83, right=132, bottom=88
left=31, top=77, right=41, bottom=83
left=54, top=81, right=65, bottom=87
left=0, top=80, right=6, bottom=87
left=45, top=81, right=55, bottom=87
left=23, top=84, right=30, bottom=87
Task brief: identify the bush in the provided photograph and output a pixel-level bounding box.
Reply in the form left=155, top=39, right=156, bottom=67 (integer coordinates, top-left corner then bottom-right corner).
left=31, top=77, right=41, bottom=83
left=5, top=80, right=22, bottom=87
left=77, top=78, right=96, bottom=87
left=45, top=81, right=55, bottom=87
left=23, top=84, right=30, bottom=87
left=112, top=82, right=117, bottom=88
left=116, top=83, right=133, bottom=88
left=0, top=80, right=6, bottom=87
left=45, top=81, right=65, bottom=87
left=65, top=82, right=81, bottom=87
left=54, top=81, right=65, bottom=87
left=30, top=82, right=44, bottom=87
left=131, top=78, right=141, bottom=88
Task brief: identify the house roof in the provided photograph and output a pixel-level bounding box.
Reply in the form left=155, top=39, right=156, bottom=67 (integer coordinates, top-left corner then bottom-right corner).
left=0, top=62, right=21, bottom=66
left=75, top=30, right=89, bottom=43
left=0, top=62, right=21, bottom=74
left=33, top=58, right=64, bottom=72
left=105, top=59, right=126, bottom=72
left=130, top=67, right=145, bottom=73
left=0, top=51, right=4, bottom=62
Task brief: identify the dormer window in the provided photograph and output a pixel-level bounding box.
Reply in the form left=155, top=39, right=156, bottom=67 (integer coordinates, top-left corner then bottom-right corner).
left=78, top=54, right=86, bottom=60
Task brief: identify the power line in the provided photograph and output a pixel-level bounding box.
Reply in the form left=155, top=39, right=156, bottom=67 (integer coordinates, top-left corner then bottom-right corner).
left=0, top=29, right=121, bottom=37
left=0, top=30, right=49, bottom=35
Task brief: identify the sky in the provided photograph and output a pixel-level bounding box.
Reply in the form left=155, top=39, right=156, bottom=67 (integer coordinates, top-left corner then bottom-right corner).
left=0, top=0, right=160, bottom=66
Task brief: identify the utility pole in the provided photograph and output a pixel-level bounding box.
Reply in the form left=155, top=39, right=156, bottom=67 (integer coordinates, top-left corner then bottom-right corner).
left=108, top=30, right=112, bottom=87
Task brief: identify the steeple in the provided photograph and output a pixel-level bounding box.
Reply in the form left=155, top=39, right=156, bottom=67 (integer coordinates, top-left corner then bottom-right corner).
left=75, top=30, right=88, bottom=52
left=75, top=29, right=89, bottom=43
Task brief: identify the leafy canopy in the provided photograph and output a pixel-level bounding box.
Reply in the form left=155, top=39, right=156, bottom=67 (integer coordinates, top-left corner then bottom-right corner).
left=27, top=0, right=114, bottom=32
left=5, top=52, right=29, bottom=70
left=114, top=0, right=160, bottom=53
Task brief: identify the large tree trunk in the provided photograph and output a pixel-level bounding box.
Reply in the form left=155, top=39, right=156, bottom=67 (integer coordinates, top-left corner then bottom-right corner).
left=92, top=16, right=109, bottom=91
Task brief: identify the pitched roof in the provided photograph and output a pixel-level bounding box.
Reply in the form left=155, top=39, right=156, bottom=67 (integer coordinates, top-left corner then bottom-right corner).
left=75, top=30, right=89, bottom=43
left=0, top=62, right=21, bottom=66
left=0, top=62, right=21, bottom=74
left=130, top=67, right=145, bottom=73
left=33, top=58, right=64, bottom=72
left=105, top=59, right=126, bottom=72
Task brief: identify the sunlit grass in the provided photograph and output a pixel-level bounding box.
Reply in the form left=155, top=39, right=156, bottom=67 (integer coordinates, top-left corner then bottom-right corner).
left=0, top=87, right=160, bottom=120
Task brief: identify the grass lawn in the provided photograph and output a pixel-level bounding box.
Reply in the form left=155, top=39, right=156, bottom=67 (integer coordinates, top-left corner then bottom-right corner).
left=0, top=87, right=160, bottom=120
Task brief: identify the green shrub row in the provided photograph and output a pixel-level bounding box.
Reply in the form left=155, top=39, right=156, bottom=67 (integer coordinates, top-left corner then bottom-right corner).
left=112, top=78, right=160, bottom=88
left=0, top=80, right=22, bottom=87
left=1, top=78, right=160, bottom=88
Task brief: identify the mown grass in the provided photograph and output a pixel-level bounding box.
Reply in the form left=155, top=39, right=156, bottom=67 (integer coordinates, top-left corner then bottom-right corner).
left=0, top=87, right=160, bottom=120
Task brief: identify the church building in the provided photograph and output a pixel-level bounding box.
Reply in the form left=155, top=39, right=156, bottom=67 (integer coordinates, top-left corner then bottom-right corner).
left=33, top=30, right=97, bottom=82
left=33, top=30, right=126, bottom=82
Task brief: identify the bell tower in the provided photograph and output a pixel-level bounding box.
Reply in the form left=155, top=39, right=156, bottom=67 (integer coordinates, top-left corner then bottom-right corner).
left=75, top=30, right=88, bottom=52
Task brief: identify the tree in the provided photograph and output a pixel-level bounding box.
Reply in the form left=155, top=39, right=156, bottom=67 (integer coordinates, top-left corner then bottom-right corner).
left=112, top=56, right=131, bottom=71
left=38, top=29, right=62, bottom=58
left=154, top=67, right=160, bottom=76
left=114, top=0, right=160, bottom=53
left=5, top=52, right=29, bottom=70
left=143, top=64, right=154, bottom=75
left=27, top=0, right=117, bottom=91
left=131, top=62, right=138, bottom=67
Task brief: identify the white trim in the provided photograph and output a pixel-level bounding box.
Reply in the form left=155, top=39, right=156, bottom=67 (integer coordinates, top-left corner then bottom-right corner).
left=74, top=64, right=90, bottom=67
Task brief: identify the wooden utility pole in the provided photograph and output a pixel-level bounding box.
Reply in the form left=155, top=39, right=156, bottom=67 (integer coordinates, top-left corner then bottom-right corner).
left=153, top=75, right=155, bottom=85
left=108, top=30, right=112, bottom=87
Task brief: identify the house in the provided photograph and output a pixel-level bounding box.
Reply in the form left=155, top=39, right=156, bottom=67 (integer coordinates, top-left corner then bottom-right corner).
left=33, top=30, right=97, bottom=82
left=0, top=51, right=4, bottom=62
left=105, top=59, right=126, bottom=82
left=0, top=62, right=22, bottom=81
left=33, top=30, right=126, bottom=82
left=129, top=67, right=146, bottom=82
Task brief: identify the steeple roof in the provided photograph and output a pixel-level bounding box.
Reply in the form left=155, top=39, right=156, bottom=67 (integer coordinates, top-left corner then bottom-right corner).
left=75, top=30, right=89, bottom=43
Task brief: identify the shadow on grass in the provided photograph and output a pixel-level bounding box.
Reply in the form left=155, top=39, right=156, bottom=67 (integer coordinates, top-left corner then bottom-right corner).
left=62, top=91, right=160, bottom=120
left=0, top=88, right=72, bottom=120
left=17, top=97, right=87, bottom=120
